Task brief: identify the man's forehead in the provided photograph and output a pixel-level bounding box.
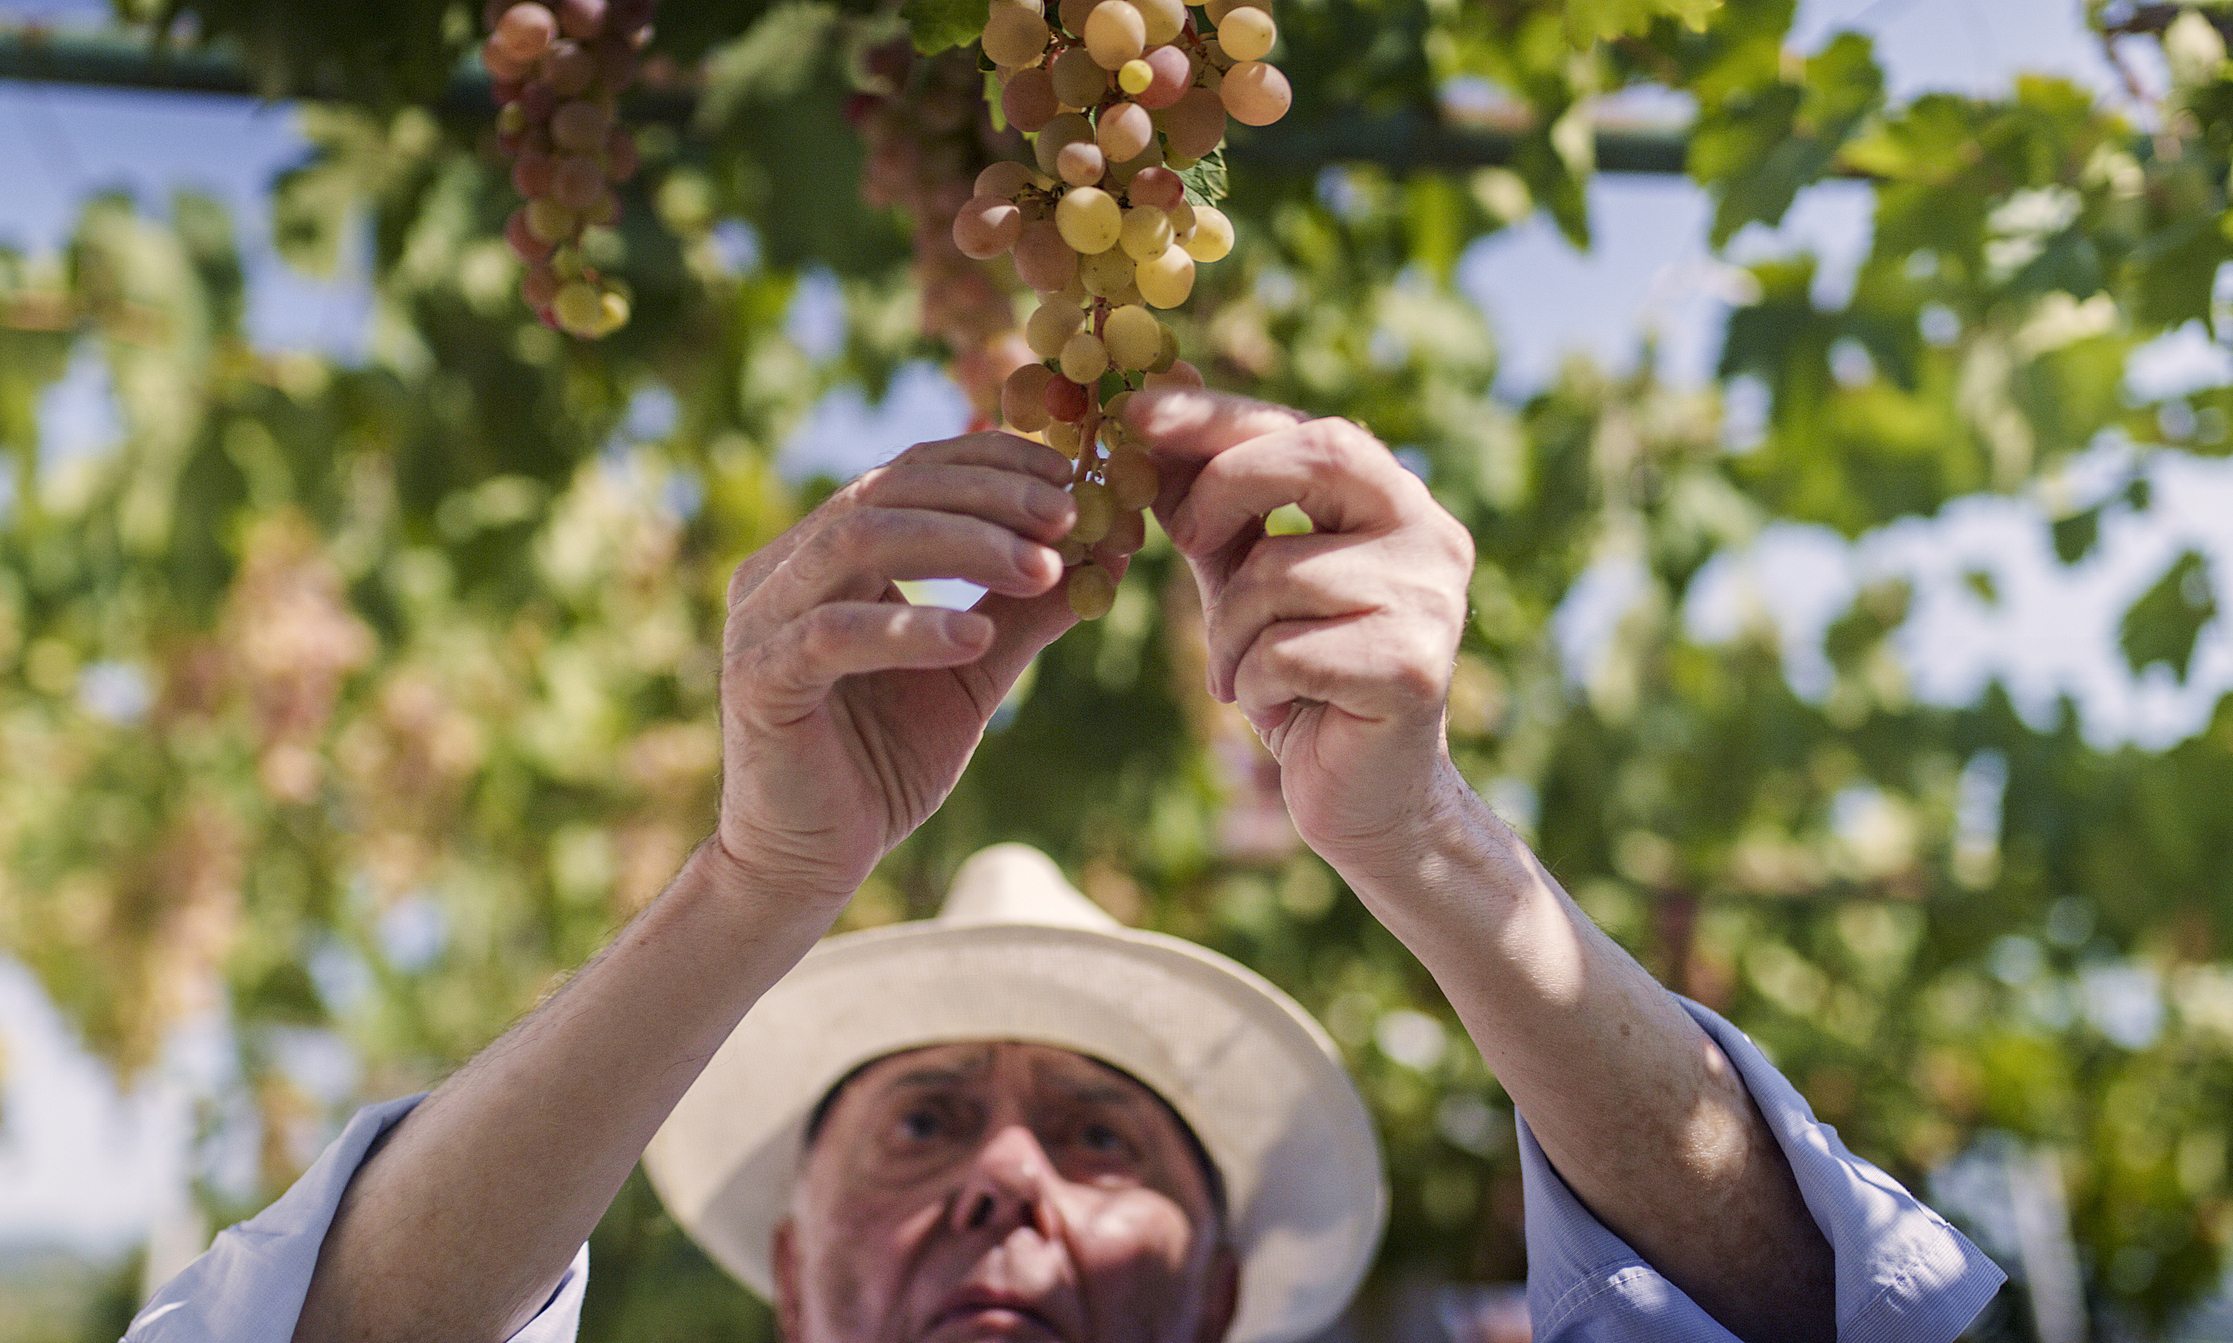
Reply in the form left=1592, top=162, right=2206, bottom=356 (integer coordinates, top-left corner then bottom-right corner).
left=854, top=1040, right=1149, bottom=1099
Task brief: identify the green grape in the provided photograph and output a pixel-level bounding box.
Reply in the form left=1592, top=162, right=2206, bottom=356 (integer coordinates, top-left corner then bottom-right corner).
left=1119, top=205, right=1172, bottom=261
left=1034, top=111, right=1096, bottom=177
left=1104, top=304, right=1162, bottom=370
left=1180, top=204, right=1233, bottom=262
left=1083, top=0, right=1146, bottom=69
left=1056, top=186, right=1124, bottom=253
left=1061, top=329, right=1112, bottom=384
left=1132, top=0, right=1186, bottom=44
left=1067, top=564, right=1119, bottom=619
left=1026, top=299, right=1086, bottom=359
left=1135, top=243, right=1196, bottom=308
left=554, top=281, right=605, bottom=334
left=1070, top=480, right=1116, bottom=544
left=1052, top=47, right=1110, bottom=107
left=1216, top=5, right=1275, bottom=61
left=1079, top=246, right=1137, bottom=297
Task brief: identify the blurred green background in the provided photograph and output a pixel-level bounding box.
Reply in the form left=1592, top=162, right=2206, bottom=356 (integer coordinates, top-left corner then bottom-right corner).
left=5, top=0, right=2233, bottom=1339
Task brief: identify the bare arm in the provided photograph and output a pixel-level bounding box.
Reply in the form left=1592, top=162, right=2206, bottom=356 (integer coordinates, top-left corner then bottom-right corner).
left=293, top=431, right=1089, bottom=1343
left=1127, top=389, right=1834, bottom=1343
left=1339, top=783, right=1835, bottom=1342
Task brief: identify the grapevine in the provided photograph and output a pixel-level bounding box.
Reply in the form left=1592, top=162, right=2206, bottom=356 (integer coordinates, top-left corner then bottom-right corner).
left=481, top=0, right=656, bottom=339
left=848, top=42, right=1037, bottom=425
left=960, top=0, right=1291, bottom=619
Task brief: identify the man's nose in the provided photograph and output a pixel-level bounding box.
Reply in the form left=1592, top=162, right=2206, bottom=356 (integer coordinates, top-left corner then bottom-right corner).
left=950, top=1123, right=1061, bottom=1239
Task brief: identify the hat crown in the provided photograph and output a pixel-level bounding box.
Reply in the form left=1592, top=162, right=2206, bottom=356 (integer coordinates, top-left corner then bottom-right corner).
left=937, top=844, right=1119, bottom=931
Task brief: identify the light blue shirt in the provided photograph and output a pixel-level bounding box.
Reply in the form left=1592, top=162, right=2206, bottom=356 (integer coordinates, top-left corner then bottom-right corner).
left=126, top=999, right=2001, bottom=1343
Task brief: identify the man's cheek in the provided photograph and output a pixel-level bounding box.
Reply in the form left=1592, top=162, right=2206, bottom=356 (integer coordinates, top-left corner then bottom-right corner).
left=811, top=1199, right=941, bottom=1343
left=1068, top=1194, right=1202, bottom=1337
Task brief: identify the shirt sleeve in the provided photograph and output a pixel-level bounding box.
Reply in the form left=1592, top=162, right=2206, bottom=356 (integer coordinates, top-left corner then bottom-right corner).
left=1519, top=998, right=2006, bottom=1342
left=123, top=1093, right=589, bottom=1343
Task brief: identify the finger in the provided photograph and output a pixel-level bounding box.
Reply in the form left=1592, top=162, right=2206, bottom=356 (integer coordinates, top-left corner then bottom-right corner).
left=734, top=602, right=995, bottom=725
left=1121, top=388, right=1306, bottom=463
left=1202, top=533, right=1388, bottom=702
left=749, top=506, right=1064, bottom=622
left=1165, top=418, right=1424, bottom=566
left=1230, top=613, right=1454, bottom=736
left=965, top=553, right=1133, bottom=695
left=897, top=429, right=1079, bottom=485
left=853, top=462, right=1077, bottom=545
left=726, top=432, right=1074, bottom=609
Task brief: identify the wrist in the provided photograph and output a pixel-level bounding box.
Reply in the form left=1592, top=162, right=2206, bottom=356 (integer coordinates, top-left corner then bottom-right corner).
left=1324, top=763, right=1549, bottom=943
left=675, top=831, right=858, bottom=936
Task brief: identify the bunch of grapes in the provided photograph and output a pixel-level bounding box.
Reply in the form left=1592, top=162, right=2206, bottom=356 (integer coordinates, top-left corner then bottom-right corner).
left=849, top=42, right=1036, bottom=424
left=482, top=0, right=656, bottom=338
left=956, top=0, right=1291, bottom=619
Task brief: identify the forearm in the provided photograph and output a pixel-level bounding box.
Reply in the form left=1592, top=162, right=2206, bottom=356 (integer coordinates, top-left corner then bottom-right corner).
left=1333, top=769, right=1834, bottom=1343
left=293, top=840, right=842, bottom=1343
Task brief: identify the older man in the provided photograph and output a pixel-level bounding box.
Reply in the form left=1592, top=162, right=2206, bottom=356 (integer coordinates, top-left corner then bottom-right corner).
left=130, top=391, right=2003, bottom=1343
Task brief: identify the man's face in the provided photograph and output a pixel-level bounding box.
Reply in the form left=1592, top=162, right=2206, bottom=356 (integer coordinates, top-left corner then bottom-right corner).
left=774, top=1041, right=1238, bottom=1343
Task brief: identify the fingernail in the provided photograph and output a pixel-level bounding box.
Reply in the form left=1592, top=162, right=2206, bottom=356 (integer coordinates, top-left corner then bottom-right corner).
left=1014, top=538, right=1052, bottom=575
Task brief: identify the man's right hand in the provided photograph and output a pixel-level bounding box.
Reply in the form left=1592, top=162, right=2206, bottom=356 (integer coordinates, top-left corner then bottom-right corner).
left=714, top=431, right=1085, bottom=906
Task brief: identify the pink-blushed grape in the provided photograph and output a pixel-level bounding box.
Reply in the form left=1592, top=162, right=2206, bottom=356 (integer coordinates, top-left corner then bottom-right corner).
left=1096, top=101, right=1154, bottom=162
left=1160, top=87, right=1227, bottom=160
left=1220, top=60, right=1291, bottom=125
left=551, top=99, right=612, bottom=152
left=1004, top=363, right=1055, bottom=431
left=976, top=160, right=1040, bottom=200
left=983, top=4, right=1052, bottom=67
left=1134, top=44, right=1190, bottom=109
left=1057, top=140, right=1108, bottom=187
left=493, top=3, right=557, bottom=59
left=1126, top=165, right=1184, bottom=211
left=1045, top=375, right=1092, bottom=422
left=1014, top=221, right=1081, bottom=291
left=1002, top=66, right=1061, bottom=131
left=1145, top=358, right=1202, bottom=390
left=557, top=0, right=607, bottom=39
left=953, top=194, right=1025, bottom=259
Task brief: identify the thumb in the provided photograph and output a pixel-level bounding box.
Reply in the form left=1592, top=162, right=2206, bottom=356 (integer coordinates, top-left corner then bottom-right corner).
left=967, top=554, right=1132, bottom=692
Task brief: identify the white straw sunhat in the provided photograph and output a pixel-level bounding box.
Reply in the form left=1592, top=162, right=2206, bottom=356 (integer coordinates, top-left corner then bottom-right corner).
left=643, top=844, right=1387, bottom=1343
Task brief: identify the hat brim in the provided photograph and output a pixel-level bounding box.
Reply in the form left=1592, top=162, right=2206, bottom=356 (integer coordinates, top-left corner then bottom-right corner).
left=644, top=920, right=1387, bottom=1343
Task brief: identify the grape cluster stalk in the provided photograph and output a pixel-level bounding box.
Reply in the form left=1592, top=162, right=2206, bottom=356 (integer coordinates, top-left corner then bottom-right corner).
left=960, top=0, right=1291, bottom=619
left=482, top=0, right=655, bottom=338
left=847, top=42, right=1037, bottom=427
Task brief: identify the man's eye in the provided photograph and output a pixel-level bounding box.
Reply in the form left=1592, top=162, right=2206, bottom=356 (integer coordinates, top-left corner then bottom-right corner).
left=900, top=1108, right=943, bottom=1141
left=1080, top=1122, right=1126, bottom=1153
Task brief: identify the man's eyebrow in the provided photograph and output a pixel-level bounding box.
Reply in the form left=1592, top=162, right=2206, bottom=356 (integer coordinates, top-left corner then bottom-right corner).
left=884, top=1065, right=980, bottom=1090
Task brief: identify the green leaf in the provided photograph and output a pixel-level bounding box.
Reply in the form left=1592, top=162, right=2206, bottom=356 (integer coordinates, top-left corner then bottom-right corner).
left=2120, top=550, right=2218, bottom=681
left=1694, top=31, right=1884, bottom=246
left=1179, top=148, right=1229, bottom=208
left=697, top=3, right=842, bottom=115
left=1564, top=0, right=1721, bottom=44
left=902, top=0, right=988, bottom=55
left=2051, top=505, right=2101, bottom=564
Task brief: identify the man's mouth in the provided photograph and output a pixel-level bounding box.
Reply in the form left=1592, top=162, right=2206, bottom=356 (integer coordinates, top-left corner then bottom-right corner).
left=925, top=1290, right=1066, bottom=1341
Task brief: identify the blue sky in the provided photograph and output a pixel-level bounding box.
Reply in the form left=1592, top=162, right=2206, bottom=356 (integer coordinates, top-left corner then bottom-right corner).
left=1, top=0, right=2230, bottom=1264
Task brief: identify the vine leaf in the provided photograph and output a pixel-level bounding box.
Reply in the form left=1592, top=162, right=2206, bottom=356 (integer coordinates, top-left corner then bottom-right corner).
left=1179, top=148, right=1228, bottom=207
left=902, top=0, right=988, bottom=55
left=2121, top=550, right=2218, bottom=681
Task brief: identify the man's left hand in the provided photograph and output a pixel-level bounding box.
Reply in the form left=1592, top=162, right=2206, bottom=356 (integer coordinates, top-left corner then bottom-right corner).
left=1122, top=389, right=1476, bottom=872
